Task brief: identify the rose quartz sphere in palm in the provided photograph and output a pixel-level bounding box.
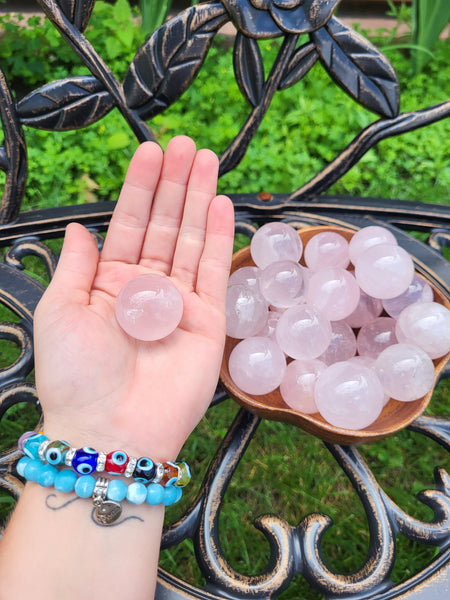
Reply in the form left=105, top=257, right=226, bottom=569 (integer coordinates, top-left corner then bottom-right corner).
left=306, top=267, right=360, bottom=321
left=395, top=301, right=450, bottom=359
left=250, top=222, right=302, bottom=269
left=382, top=274, right=433, bottom=318
left=314, top=361, right=384, bottom=430
left=348, top=226, right=397, bottom=264
left=356, top=317, right=398, bottom=358
left=275, top=305, right=332, bottom=360
left=115, top=274, right=183, bottom=341
left=226, top=284, right=268, bottom=339
left=354, top=244, right=414, bottom=299
left=280, top=359, right=327, bottom=413
left=228, top=336, right=286, bottom=395
left=374, top=343, right=435, bottom=402
left=304, top=231, right=350, bottom=271
left=318, top=320, right=357, bottom=365
left=259, top=260, right=305, bottom=308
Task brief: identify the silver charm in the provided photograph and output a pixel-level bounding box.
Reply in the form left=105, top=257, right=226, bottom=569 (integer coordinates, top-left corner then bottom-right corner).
left=93, top=500, right=122, bottom=526
left=92, top=476, right=122, bottom=526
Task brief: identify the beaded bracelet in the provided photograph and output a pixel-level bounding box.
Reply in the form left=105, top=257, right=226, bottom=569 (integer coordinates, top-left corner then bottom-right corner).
left=17, top=456, right=183, bottom=526
left=18, top=431, right=191, bottom=488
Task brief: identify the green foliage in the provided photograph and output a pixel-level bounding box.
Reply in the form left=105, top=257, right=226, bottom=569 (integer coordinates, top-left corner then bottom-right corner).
left=139, top=0, right=172, bottom=37
left=411, top=0, right=450, bottom=75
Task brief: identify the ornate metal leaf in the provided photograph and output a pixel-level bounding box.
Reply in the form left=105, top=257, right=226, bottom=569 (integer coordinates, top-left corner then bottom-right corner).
left=123, top=3, right=229, bottom=120
left=312, top=17, right=400, bottom=118
left=233, top=33, right=265, bottom=107
left=279, top=41, right=318, bottom=91
left=16, top=76, right=114, bottom=131
left=39, top=0, right=96, bottom=32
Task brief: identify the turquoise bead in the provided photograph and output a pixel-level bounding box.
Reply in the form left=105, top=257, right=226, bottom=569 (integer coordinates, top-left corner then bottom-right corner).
left=37, top=465, right=59, bottom=487
left=16, top=456, right=31, bottom=477
left=54, top=469, right=77, bottom=493
left=23, top=458, right=47, bottom=482
left=126, top=482, right=147, bottom=505
left=163, top=485, right=182, bottom=506
left=45, top=440, right=70, bottom=465
left=74, top=475, right=96, bottom=498
left=107, top=479, right=127, bottom=502
left=146, top=483, right=164, bottom=506
left=23, top=433, right=48, bottom=459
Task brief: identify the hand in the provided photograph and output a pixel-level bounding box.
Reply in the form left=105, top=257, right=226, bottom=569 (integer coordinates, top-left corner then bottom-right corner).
left=33, top=136, right=235, bottom=461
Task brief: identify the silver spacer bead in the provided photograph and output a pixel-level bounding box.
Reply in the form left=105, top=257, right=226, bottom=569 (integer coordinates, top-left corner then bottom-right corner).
left=96, top=451, right=107, bottom=473
left=64, top=447, right=76, bottom=467
left=124, top=457, right=137, bottom=478
left=152, top=463, right=164, bottom=484
left=38, top=440, right=50, bottom=462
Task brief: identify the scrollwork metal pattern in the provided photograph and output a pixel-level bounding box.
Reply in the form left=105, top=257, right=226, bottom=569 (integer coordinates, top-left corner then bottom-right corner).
left=0, top=1, right=448, bottom=598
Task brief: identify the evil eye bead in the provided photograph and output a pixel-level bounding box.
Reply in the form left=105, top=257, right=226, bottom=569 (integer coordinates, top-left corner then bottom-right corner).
left=44, top=440, right=71, bottom=465
left=133, top=457, right=156, bottom=483
left=23, top=433, right=48, bottom=459
left=160, top=462, right=180, bottom=487
left=105, top=450, right=129, bottom=475
left=72, top=447, right=99, bottom=475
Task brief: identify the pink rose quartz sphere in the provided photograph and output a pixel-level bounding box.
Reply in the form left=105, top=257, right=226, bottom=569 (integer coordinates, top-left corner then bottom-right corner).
left=275, top=304, right=332, bottom=360
left=115, top=274, right=183, bottom=341
left=348, top=226, right=397, bottom=264
left=374, top=343, right=435, bottom=402
left=226, top=284, right=268, bottom=339
left=250, top=222, right=302, bottom=269
left=259, top=260, right=305, bottom=308
left=304, top=231, right=350, bottom=271
left=354, top=243, right=415, bottom=299
left=280, top=359, right=327, bottom=414
left=345, top=290, right=383, bottom=329
left=395, top=301, right=450, bottom=359
left=314, top=361, right=384, bottom=430
left=228, top=266, right=261, bottom=291
left=318, top=320, right=357, bottom=365
left=228, top=336, right=286, bottom=395
left=356, top=317, right=398, bottom=359
left=306, top=267, right=361, bottom=321
left=382, top=274, right=433, bottom=318
left=256, top=310, right=282, bottom=338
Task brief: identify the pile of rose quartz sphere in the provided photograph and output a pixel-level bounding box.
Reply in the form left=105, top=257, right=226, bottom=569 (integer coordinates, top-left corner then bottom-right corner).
left=226, top=223, right=450, bottom=431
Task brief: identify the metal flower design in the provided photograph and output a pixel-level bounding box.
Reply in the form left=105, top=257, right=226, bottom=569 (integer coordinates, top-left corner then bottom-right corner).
left=222, top=0, right=342, bottom=38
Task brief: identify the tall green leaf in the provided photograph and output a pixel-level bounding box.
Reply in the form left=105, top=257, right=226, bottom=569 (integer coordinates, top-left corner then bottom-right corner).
left=411, top=0, right=450, bottom=74
left=140, top=0, right=173, bottom=38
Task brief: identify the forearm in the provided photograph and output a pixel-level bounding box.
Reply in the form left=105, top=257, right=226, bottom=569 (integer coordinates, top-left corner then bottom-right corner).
left=0, top=481, right=164, bottom=599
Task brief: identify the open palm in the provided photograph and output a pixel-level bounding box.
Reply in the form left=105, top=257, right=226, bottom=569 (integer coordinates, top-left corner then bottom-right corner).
left=33, top=137, right=235, bottom=462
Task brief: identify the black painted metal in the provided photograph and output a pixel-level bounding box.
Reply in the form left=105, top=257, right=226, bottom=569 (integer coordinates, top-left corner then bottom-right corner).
left=0, top=1, right=449, bottom=598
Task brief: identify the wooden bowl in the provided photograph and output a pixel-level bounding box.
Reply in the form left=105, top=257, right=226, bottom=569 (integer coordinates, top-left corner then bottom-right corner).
left=220, top=226, right=450, bottom=445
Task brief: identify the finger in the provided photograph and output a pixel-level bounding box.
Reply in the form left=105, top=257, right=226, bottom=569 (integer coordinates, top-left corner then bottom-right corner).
left=170, top=148, right=220, bottom=288
left=196, top=195, right=235, bottom=307
left=140, top=136, right=197, bottom=274
left=44, top=223, right=99, bottom=307
left=101, top=141, right=164, bottom=264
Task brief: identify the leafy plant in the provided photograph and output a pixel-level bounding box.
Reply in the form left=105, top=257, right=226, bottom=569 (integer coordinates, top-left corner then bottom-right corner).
left=411, top=0, right=450, bottom=75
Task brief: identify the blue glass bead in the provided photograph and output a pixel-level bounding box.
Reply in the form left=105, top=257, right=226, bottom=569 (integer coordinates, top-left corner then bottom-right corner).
left=163, top=485, right=182, bottom=506
left=126, top=482, right=147, bottom=505
left=16, top=456, right=32, bottom=477
left=146, top=483, right=164, bottom=506
left=74, top=475, right=96, bottom=498
left=107, top=479, right=128, bottom=502
left=37, top=465, right=59, bottom=488
left=133, top=457, right=156, bottom=483
left=45, top=440, right=70, bottom=465
left=23, top=433, right=48, bottom=459
left=23, top=458, right=47, bottom=482
left=54, top=469, right=77, bottom=493
left=72, top=447, right=99, bottom=475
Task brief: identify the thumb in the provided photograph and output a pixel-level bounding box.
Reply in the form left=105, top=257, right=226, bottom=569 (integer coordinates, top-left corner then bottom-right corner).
left=44, top=222, right=99, bottom=307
